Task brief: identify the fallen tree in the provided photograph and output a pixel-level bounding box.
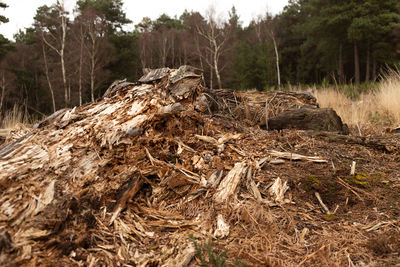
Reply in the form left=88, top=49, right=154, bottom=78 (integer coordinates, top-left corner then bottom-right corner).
left=208, top=89, right=349, bottom=134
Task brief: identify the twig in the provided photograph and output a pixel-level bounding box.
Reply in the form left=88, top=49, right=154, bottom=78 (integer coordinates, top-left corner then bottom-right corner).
left=109, top=175, right=143, bottom=225
left=315, top=192, right=331, bottom=214
left=337, top=178, right=363, bottom=201
left=350, top=161, right=356, bottom=176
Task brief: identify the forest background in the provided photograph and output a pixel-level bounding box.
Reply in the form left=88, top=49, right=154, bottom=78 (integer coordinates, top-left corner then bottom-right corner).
left=0, top=0, right=398, bottom=122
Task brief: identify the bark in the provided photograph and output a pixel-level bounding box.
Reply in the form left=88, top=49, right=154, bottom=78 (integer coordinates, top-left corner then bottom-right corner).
left=354, top=42, right=360, bottom=84
left=365, top=43, right=370, bottom=82
left=266, top=107, right=348, bottom=134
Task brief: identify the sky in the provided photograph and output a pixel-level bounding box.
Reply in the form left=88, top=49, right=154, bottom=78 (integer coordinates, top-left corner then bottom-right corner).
left=0, top=0, right=289, bottom=40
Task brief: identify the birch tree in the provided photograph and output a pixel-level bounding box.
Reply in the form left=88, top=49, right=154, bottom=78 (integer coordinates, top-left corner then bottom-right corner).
left=34, top=1, right=69, bottom=106
left=79, top=6, right=111, bottom=102
left=40, top=38, right=56, bottom=112
left=196, top=6, right=230, bottom=89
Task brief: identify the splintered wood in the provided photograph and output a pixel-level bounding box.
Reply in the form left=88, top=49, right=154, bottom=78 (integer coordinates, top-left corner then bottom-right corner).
left=214, top=162, right=247, bottom=203
left=1, top=66, right=399, bottom=266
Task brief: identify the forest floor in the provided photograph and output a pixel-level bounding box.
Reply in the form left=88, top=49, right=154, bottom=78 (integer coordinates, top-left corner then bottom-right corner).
left=0, top=70, right=399, bottom=266
left=190, top=120, right=400, bottom=266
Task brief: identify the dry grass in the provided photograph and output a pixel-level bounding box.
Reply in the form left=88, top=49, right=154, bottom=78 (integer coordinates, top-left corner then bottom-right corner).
left=314, top=89, right=377, bottom=134
left=375, top=68, right=400, bottom=124
left=0, top=104, right=29, bottom=129
left=314, top=69, right=400, bottom=134
left=0, top=105, right=32, bottom=143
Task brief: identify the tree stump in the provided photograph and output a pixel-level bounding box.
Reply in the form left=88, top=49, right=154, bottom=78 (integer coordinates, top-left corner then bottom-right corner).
left=266, top=107, right=349, bottom=134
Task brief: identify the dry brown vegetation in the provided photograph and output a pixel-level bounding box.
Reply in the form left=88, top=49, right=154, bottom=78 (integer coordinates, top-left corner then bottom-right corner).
left=0, top=68, right=399, bottom=266
left=315, top=69, right=400, bottom=135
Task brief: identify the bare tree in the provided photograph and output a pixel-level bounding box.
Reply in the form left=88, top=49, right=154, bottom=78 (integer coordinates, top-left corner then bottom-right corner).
left=196, top=6, right=230, bottom=89
left=79, top=6, right=112, bottom=102
left=155, top=25, right=172, bottom=67
left=35, top=1, right=69, bottom=106
left=0, top=69, right=7, bottom=112
left=137, top=17, right=153, bottom=69
left=270, top=29, right=280, bottom=88
left=40, top=37, right=56, bottom=112
left=255, top=14, right=281, bottom=88
left=0, top=57, right=16, bottom=114
left=78, top=23, right=84, bottom=106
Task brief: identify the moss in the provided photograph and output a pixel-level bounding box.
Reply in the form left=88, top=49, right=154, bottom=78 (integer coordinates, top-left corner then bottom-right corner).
left=307, top=175, right=322, bottom=185
left=305, top=175, right=322, bottom=191
left=344, top=173, right=373, bottom=188
left=323, top=214, right=337, bottom=221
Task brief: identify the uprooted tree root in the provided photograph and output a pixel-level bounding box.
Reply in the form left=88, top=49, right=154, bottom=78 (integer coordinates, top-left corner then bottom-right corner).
left=0, top=66, right=399, bottom=266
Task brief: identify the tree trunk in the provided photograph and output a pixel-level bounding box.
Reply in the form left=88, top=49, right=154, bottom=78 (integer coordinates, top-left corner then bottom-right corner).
left=209, top=53, right=213, bottom=90
left=267, top=107, right=348, bottom=134
left=372, top=55, right=377, bottom=81
left=171, top=36, right=175, bottom=67
left=195, top=35, right=205, bottom=85
left=42, top=43, right=56, bottom=113
left=90, top=41, right=96, bottom=103
left=60, top=7, right=68, bottom=107
left=161, top=37, right=167, bottom=66
left=354, top=42, right=360, bottom=84
left=213, top=44, right=222, bottom=89
left=365, top=43, right=370, bottom=82
left=0, top=72, right=5, bottom=112
left=78, top=25, right=83, bottom=106
left=338, top=42, right=344, bottom=84
left=271, top=33, right=280, bottom=89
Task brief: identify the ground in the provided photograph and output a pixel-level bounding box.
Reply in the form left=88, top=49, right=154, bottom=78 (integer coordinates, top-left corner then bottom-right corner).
left=0, top=71, right=399, bottom=266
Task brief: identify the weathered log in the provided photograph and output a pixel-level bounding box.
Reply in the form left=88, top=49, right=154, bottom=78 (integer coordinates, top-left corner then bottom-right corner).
left=207, top=89, right=349, bottom=133
left=304, top=131, right=399, bottom=153
left=103, top=79, right=136, bottom=99
left=139, top=67, right=170, bottom=83
left=266, top=107, right=349, bottom=134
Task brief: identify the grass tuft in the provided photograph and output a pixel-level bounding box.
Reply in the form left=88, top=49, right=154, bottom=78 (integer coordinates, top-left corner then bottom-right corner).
left=0, top=104, right=30, bottom=129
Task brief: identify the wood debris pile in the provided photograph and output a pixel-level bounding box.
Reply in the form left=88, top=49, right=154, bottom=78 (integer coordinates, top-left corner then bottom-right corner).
left=209, top=89, right=349, bottom=133
left=1, top=66, right=400, bottom=266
